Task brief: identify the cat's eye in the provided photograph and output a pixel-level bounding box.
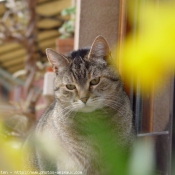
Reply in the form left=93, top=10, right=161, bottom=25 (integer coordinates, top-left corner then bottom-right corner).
left=66, top=84, right=76, bottom=90
left=90, top=77, right=100, bottom=86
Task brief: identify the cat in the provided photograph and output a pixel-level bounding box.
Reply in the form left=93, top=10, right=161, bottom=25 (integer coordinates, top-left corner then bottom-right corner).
left=24, top=36, right=134, bottom=174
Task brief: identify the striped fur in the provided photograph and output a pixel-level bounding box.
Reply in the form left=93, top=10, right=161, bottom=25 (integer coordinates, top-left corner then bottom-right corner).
left=26, top=36, right=134, bottom=174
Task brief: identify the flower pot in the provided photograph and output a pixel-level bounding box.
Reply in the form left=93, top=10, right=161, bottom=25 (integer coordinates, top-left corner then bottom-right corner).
left=55, top=38, right=74, bottom=55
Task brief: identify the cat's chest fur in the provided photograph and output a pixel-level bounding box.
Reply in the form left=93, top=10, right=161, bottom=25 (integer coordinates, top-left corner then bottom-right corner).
left=35, top=108, right=115, bottom=174
left=36, top=124, right=85, bottom=173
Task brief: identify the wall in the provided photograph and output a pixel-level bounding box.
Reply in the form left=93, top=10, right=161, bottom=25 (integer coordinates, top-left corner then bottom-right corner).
left=74, top=0, right=119, bottom=49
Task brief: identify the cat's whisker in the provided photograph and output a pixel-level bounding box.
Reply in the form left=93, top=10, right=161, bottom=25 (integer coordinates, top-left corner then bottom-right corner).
left=90, top=98, right=129, bottom=117
left=90, top=97, right=121, bottom=106
left=102, top=99, right=128, bottom=109
left=63, top=108, right=73, bottom=116
left=60, top=104, right=82, bottom=121
left=56, top=105, right=76, bottom=122
left=104, top=104, right=125, bottom=116
left=64, top=101, right=83, bottom=111
left=60, top=106, right=73, bottom=115
left=27, top=36, right=134, bottom=173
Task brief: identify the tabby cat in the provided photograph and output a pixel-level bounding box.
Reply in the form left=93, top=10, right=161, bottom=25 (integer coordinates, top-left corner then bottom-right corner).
left=25, top=36, right=134, bottom=175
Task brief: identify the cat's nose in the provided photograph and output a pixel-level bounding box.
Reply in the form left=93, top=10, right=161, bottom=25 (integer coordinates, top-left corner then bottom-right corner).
left=80, top=97, right=89, bottom=104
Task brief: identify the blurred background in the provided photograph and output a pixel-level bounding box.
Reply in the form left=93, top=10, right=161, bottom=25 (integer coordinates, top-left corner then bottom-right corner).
left=0, top=0, right=75, bottom=136
left=0, top=0, right=174, bottom=175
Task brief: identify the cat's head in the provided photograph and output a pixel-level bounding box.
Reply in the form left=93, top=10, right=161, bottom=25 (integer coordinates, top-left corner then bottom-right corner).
left=46, top=36, right=122, bottom=112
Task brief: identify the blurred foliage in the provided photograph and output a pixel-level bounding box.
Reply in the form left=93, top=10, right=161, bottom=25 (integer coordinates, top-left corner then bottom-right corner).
left=0, top=110, right=155, bottom=175
left=114, top=1, right=175, bottom=93
left=74, top=111, right=130, bottom=175
left=59, top=6, right=76, bottom=39
left=0, top=121, right=26, bottom=171
left=73, top=111, right=155, bottom=175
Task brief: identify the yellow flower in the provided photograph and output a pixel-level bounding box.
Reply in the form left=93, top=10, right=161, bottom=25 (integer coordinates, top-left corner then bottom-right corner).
left=0, top=122, right=32, bottom=172
left=116, top=1, right=175, bottom=92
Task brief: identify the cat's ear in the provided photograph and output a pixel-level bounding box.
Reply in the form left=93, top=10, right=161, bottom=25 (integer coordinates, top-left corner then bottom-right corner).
left=46, top=48, right=69, bottom=73
left=88, top=36, right=111, bottom=62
